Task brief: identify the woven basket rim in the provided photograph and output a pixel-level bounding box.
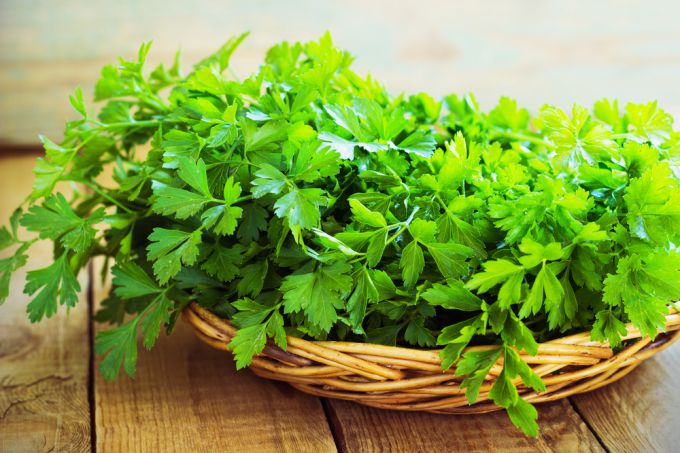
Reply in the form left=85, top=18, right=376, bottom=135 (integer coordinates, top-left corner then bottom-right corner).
left=183, top=302, right=680, bottom=414
left=185, top=302, right=680, bottom=362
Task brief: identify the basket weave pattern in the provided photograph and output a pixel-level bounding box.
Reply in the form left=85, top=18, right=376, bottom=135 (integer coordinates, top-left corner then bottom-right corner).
left=183, top=303, right=680, bottom=413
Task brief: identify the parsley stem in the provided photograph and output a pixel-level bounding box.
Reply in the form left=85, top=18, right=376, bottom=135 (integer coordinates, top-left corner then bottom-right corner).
left=83, top=182, right=134, bottom=214
left=101, top=119, right=177, bottom=130
left=385, top=207, right=420, bottom=247
left=489, top=130, right=552, bottom=148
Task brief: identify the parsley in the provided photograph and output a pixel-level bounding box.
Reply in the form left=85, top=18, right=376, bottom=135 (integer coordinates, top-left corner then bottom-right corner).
left=3, top=33, right=680, bottom=437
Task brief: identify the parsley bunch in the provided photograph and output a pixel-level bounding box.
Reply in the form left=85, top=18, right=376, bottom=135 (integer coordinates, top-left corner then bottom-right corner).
left=2, top=33, right=680, bottom=436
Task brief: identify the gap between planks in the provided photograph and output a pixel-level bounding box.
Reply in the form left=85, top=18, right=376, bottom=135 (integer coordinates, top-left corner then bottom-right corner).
left=87, top=260, right=97, bottom=453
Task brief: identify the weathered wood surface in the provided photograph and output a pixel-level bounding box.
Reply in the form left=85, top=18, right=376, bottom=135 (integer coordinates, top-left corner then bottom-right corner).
left=325, top=399, right=604, bottom=453
left=92, top=260, right=337, bottom=453
left=571, top=346, right=680, bottom=452
left=2, top=0, right=680, bottom=144
left=0, top=157, right=90, bottom=453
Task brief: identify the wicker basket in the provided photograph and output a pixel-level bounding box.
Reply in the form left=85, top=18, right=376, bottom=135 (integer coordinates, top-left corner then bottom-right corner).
left=183, top=302, right=680, bottom=414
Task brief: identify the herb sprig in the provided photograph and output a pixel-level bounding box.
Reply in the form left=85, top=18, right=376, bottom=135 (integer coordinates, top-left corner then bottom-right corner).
left=2, top=33, right=680, bottom=436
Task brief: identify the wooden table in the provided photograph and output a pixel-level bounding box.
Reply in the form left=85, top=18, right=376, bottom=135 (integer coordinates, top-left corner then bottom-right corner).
left=2, top=1, right=680, bottom=451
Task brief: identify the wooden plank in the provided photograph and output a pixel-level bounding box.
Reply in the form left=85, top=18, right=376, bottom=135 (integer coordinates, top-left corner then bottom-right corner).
left=0, top=156, right=91, bottom=453
left=570, top=346, right=680, bottom=452
left=92, top=262, right=337, bottom=453
left=2, top=0, right=680, bottom=144
left=325, top=399, right=604, bottom=452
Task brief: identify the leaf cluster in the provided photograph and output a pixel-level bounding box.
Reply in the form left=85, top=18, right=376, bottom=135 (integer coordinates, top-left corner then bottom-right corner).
left=2, top=33, right=680, bottom=436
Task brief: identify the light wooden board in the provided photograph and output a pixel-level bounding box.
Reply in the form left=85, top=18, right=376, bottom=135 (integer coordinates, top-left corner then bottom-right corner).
left=92, top=261, right=337, bottom=453
left=2, top=0, right=680, bottom=144
left=325, top=399, right=604, bottom=452
left=571, top=346, right=680, bottom=452
left=0, top=156, right=90, bottom=453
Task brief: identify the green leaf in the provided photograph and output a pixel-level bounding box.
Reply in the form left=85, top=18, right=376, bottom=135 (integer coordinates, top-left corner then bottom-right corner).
left=425, top=242, right=473, bottom=279
left=146, top=228, right=202, bottom=284
left=366, top=229, right=388, bottom=267
left=201, top=243, right=244, bottom=282
left=503, top=346, right=545, bottom=392
left=349, top=199, right=386, bottom=228
left=540, top=104, right=615, bottom=163
left=507, top=398, right=539, bottom=437
left=625, top=101, right=673, bottom=146
left=366, top=323, right=404, bottom=346
left=237, top=204, right=268, bottom=242
left=152, top=185, right=210, bottom=219
left=591, top=310, right=627, bottom=347
left=489, top=367, right=519, bottom=408
left=112, top=261, right=161, bottom=299
left=399, top=240, right=424, bottom=288
left=201, top=177, right=243, bottom=235
left=520, top=263, right=563, bottom=318
left=140, top=293, right=173, bottom=349
left=422, top=282, right=483, bottom=311
left=602, top=252, right=677, bottom=339
left=250, top=164, right=288, bottom=198
left=24, top=254, right=81, bottom=322
left=281, top=261, right=352, bottom=332
left=518, top=238, right=563, bottom=268
left=437, top=317, right=483, bottom=369
left=404, top=318, right=436, bottom=347
left=436, top=212, right=485, bottom=258
left=291, top=142, right=340, bottom=182
left=395, top=130, right=436, bottom=157
left=162, top=130, right=203, bottom=169
left=501, top=313, right=539, bottom=355
left=232, top=298, right=272, bottom=327
left=0, top=244, right=29, bottom=304
left=624, top=165, right=680, bottom=244
left=409, top=218, right=437, bottom=243
left=466, top=259, right=524, bottom=294
left=243, top=120, right=288, bottom=153
left=31, top=157, right=66, bottom=199
left=236, top=260, right=269, bottom=298
left=489, top=96, right=529, bottom=130
left=178, top=158, right=211, bottom=197
left=273, top=187, right=327, bottom=231
left=317, top=131, right=358, bottom=160
left=456, top=348, right=502, bottom=404
left=95, top=316, right=140, bottom=380
left=347, top=266, right=380, bottom=330
left=267, top=310, right=287, bottom=350
left=0, top=226, right=13, bottom=250
left=21, top=194, right=104, bottom=253
left=69, top=87, right=87, bottom=117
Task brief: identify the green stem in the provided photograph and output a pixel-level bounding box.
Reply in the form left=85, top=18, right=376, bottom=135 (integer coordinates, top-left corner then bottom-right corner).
left=235, top=195, right=253, bottom=204
left=208, top=194, right=253, bottom=205
left=101, top=119, right=176, bottom=130
left=489, top=129, right=552, bottom=148
left=385, top=207, right=420, bottom=247
left=83, top=182, right=134, bottom=214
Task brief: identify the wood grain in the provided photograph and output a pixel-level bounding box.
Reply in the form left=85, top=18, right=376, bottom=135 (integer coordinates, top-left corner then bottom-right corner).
left=570, top=346, right=680, bottom=452
left=2, top=0, right=680, bottom=144
left=325, top=398, right=604, bottom=452
left=0, top=156, right=90, bottom=453
left=92, top=261, right=337, bottom=453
